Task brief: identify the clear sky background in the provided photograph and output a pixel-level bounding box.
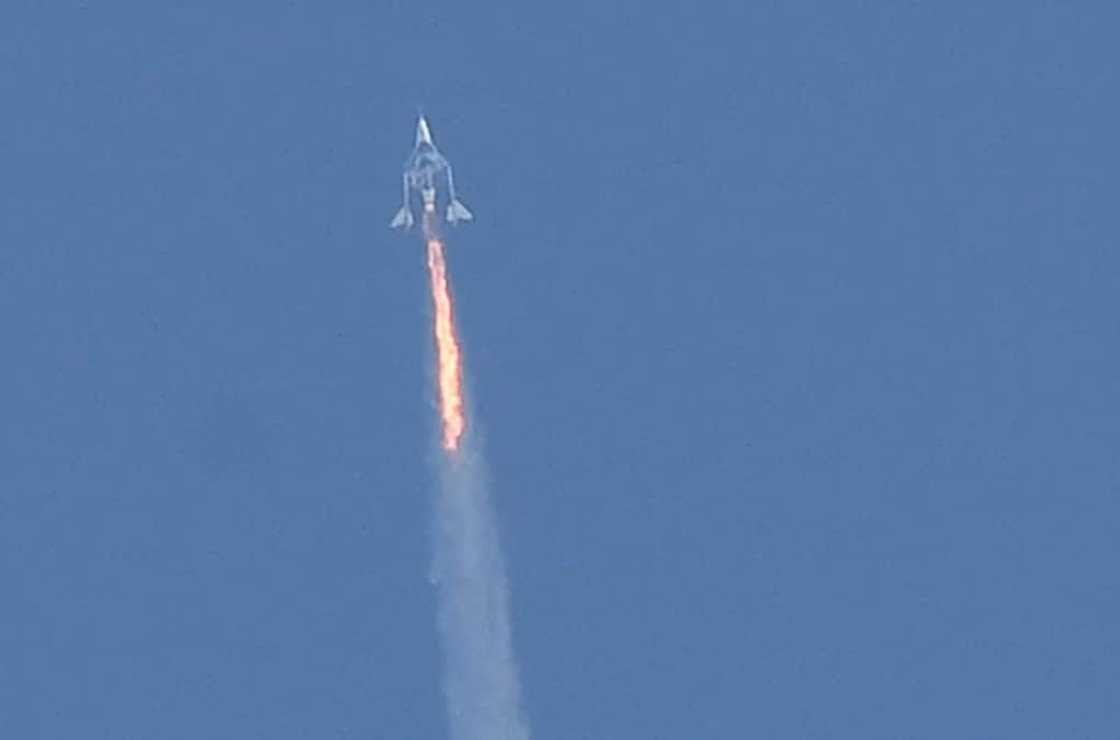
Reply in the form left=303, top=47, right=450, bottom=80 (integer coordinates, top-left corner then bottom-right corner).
left=2, top=2, right=1116, bottom=738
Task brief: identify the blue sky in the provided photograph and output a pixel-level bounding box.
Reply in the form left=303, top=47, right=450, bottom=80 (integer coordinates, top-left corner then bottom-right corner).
left=1, top=2, right=1117, bottom=737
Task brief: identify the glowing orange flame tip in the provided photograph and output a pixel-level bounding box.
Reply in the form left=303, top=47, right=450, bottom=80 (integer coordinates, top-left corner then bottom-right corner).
left=426, top=236, right=466, bottom=453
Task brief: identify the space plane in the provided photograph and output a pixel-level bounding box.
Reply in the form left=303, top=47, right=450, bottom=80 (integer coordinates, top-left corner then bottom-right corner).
left=390, top=116, right=473, bottom=231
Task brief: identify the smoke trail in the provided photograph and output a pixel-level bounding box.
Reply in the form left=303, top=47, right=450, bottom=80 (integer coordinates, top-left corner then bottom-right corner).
left=423, top=221, right=531, bottom=740
left=431, top=450, right=530, bottom=740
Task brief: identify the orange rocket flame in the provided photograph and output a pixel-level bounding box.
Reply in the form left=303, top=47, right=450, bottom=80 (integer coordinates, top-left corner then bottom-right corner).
left=426, top=235, right=466, bottom=453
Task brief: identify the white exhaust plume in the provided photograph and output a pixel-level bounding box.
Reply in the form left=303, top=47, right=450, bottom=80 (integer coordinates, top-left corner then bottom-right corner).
left=430, top=445, right=531, bottom=740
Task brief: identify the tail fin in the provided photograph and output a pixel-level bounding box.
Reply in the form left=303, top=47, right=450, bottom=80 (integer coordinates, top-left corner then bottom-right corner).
left=446, top=200, right=473, bottom=224
left=390, top=206, right=414, bottom=230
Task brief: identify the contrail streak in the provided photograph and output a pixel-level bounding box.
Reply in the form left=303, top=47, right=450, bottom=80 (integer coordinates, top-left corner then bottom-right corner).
left=422, top=220, right=530, bottom=740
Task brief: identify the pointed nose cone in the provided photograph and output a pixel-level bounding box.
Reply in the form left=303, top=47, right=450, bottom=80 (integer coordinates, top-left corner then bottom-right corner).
left=416, top=116, right=433, bottom=146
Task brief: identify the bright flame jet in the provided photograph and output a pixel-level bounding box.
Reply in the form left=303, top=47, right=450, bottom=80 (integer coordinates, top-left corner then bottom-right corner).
left=427, top=237, right=466, bottom=452
left=390, top=116, right=473, bottom=233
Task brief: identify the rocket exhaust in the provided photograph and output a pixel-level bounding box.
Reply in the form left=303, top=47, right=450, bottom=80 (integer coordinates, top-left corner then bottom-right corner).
left=426, top=234, right=466, bottom=453
left=421, top=228, right=531, bottom=739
